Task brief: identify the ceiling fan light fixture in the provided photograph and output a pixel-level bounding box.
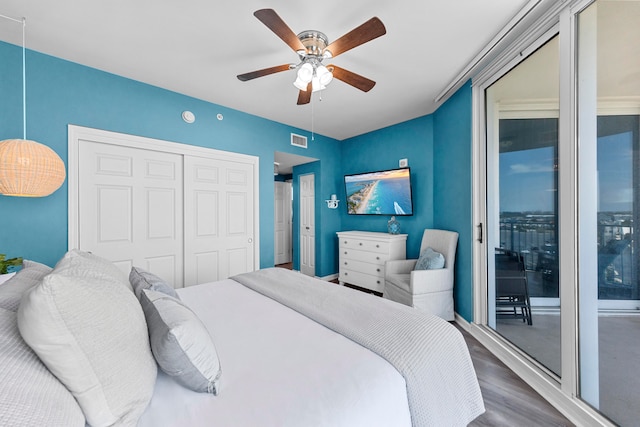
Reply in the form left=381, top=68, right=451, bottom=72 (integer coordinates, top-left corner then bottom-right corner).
left=311, top=76, right=326, bottom=93
left=297, top=63, right=313, bottom=83
left=316, top=65, right=333, bottom=86
left=293, top=77, right=308, bottom=91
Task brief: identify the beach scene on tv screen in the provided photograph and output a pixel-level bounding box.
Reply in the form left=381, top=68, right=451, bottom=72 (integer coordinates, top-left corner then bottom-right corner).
left=345, top=169, right=413, bottom=215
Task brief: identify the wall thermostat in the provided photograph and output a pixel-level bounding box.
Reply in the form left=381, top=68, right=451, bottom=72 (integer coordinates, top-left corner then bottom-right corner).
left=182, top=111, right=195, bottom=123
left=399, top=158, right=408, bottom=168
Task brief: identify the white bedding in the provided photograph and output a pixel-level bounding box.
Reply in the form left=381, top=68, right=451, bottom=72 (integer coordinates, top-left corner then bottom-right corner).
left=138, top=278, right=412, bottom=427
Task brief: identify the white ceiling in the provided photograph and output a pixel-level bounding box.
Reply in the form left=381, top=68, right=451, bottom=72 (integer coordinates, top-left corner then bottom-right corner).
left=274, top=151, right=318, bottom=175
left=0, top=0, right=530, bottom=140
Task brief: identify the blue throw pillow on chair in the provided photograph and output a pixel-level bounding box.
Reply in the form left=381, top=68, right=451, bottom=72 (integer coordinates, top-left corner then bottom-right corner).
left=414, top=247, right=445, bottom=270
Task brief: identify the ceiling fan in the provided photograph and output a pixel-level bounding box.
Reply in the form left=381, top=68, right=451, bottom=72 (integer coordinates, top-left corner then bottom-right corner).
left=237, top=9, right=386, bottom=105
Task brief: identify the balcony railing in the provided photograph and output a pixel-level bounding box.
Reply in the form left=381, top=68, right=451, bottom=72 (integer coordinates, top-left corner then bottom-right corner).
left=499, top=217, right=637, bottom=300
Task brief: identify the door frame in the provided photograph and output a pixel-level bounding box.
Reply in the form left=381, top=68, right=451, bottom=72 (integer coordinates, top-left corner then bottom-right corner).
left=67, top=125, right=260, bottom=271
left=274, top=180, right=292, bottom=265
left=299, top=173, right=316, bottom=277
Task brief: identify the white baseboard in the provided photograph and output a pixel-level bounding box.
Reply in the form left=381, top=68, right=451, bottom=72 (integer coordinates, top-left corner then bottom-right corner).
left=454, top=314, right=615, bottom=427
left=319, top=273, right=338, bottom=282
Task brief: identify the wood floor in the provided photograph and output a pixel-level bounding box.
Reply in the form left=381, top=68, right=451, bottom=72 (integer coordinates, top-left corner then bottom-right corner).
left=458, top=326, right=574, bottom=426
left=274, top=264, right=573, bottom=425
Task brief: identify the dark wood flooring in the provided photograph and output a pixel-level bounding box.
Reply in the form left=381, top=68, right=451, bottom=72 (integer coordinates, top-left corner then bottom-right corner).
left=274, top=263, right=573, bottom=425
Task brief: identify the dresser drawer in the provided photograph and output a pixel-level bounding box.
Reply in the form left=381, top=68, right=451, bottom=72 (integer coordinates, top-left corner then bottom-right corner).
left=340, top=258, right=384, bottom=277
left=336, top=231, right=406, bottom=294
left=339, top=237, right=389, bottom=254
left=340, top=248, right=389, bottom=264
left=339, top=269, right=385, bottom=293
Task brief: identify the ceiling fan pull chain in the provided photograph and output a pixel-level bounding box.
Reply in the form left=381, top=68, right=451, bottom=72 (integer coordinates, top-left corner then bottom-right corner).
left=311, top=95, right=315, bottom=141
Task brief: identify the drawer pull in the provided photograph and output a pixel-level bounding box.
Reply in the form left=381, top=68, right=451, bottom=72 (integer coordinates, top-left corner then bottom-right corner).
left=376, top=280, right=380, bottom=284
left=344, top=241, right=347, bottom=244
left=359, top=242, right=363, bottom=246
left=344, top=251, right=348, bottom=255
left=345, top=272, right=348, bottom=276
left=376, top=256, right=380, bottom=260
left=344, top=262, right=348, bottom=265
left=376, top=244, right=380, bottom=248
left=376, top=268, right=380, bottom=272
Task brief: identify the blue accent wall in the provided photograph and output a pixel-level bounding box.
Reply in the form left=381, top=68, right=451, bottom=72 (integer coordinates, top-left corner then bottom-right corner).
left=0, top=41, right=342, bottom=269
left=339, top=116, right=435, bottom=259
left=433, top=81, right=474, bottom=321
left=338, top=84, right=474, bottom=321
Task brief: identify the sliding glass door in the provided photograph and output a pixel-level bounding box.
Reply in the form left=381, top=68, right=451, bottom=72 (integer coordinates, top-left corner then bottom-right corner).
left=477, top=0, right=639, bottom=424
left=485, top=36, right=561, bottom=376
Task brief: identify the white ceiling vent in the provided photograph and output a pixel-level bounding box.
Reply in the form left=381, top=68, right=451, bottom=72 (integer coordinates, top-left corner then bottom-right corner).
left=291, top=133, right=308, bottom=149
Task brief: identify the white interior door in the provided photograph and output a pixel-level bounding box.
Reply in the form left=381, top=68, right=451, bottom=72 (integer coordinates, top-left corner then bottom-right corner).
left=274, top=181, right=292, bottom=265
left=300, top=174, right=315, bottom=276
left=78, top=141, right=184, bottom=286
left=183, top=156, right=255, bottom=286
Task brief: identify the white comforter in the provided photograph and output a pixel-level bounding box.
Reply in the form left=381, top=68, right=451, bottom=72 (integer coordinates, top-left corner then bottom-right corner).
left=138, top=278, right=412, bottom=427
left=234, top=268, right=485, bottom=426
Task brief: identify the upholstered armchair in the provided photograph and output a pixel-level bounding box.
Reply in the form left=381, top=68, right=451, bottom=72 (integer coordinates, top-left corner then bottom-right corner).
left=383, top=229, right=459, bottom=321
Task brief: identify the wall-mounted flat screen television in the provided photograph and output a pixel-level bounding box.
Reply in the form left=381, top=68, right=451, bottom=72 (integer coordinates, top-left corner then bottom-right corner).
left=344, top=167, right=414, bottom=215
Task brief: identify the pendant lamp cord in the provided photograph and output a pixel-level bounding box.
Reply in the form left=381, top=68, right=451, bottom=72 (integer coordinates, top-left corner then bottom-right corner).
left=22, top=17, right=26, bottom=140
left=0, top=14, right=27, bottom=139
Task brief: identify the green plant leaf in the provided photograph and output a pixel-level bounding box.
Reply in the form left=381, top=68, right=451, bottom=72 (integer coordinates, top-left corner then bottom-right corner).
left=0, top=254, right=23, bottom=274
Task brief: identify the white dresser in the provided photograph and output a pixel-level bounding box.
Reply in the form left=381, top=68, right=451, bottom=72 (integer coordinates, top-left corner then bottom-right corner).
left=336, top=231, right=407, bottom=293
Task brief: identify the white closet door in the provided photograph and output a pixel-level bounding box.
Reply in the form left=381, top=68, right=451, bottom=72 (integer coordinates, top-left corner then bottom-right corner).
left=184, top=156, right=255, bottom=286
left=78, top=141, right=184, bottom=287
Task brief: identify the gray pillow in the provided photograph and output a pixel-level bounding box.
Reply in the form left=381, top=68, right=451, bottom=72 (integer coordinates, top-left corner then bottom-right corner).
left=0, top=260, right=52, bottom=312
left=0, top=308, right=85, bottom=427
left=415, top=247, right=445, bottom=270
left=140, top=289, right=221, bottom=395
left=130, top=266, right=180, bottom=300
left=17, top=250, right=156, bottom=427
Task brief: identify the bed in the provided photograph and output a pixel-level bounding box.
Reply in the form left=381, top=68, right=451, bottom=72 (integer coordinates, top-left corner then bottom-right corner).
left=0, top=250, right=484, bottom=427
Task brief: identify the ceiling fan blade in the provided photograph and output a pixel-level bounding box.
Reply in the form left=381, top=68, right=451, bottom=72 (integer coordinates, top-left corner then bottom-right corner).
left=297, top=83, right=312, bottom=105
left=254, top=9, right=306, bottom=53
left=328, top=65, right=376, bottom=92
left=324, top=17, right=386, bottom=58
left=237, top=64, right=292, bottom=81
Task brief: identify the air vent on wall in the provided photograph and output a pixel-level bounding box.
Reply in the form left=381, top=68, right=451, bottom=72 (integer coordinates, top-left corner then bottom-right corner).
left=291, top=133, right=308, bottom=149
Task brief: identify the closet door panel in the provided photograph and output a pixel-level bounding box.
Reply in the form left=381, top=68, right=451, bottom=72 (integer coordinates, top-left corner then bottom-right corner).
left=78, top=141, right=184, bottom=287
left=184, top=157, right=255, bottom=286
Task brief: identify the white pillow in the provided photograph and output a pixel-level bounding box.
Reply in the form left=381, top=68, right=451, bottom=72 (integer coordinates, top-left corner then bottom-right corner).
left=17, top=250, right=157, bottom=426
left=57, top=249, right=132, bottom=291
left=140, top=289, right=221, bottom=394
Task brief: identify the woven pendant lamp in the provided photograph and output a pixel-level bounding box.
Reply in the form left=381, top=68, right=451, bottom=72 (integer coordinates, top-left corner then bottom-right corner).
left=0, top=15, right=65, bottom=197
left=0, top=139, right=66, bottom=197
